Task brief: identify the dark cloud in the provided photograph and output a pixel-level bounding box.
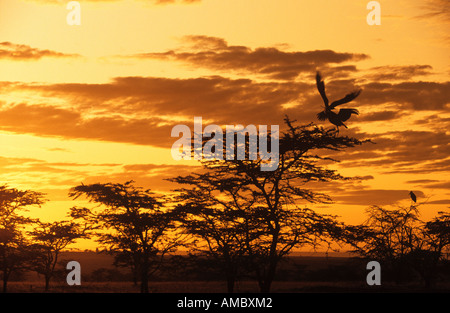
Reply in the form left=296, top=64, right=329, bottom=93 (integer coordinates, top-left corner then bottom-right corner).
left=3, top=68, right=449, bottom=161
left=0, top=102, right=174, bottom=147
left=295, top=178, right=427, bottom=206
left=287, top=72, right=449, bottom=120
left=427, top=200, right=450, bottom=205
left=357, top=81, right=450, bottom=110
left=414, top=114, right=450, bottom=126
left=357, top=110, right=404, bottom=122
left=365, top=65, right=433, bottom=81
left=13, top=75, right=309, bottom=128
left=0, top=78, right=298, bottom=148
left=415, top=0, right=450, bottom=22
left=0, top=73, right=331, bottom=159
left=421, top=181, right=450, bottom=189
left=0, top=40, right=448, bottom=195
left=128, top=35, right=368, bottom=80
left=405, top=179, right=450, bottom=191
left=0, top=42, right=79, bottom=60
left=334, top=128, right=450, bottom=174
left=333, top=189, right=426, bottom=206
left=406, top=179, right=439, bottom=184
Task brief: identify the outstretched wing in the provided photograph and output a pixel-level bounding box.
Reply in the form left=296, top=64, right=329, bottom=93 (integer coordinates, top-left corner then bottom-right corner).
left=316, top=72, right=328, bottom=107
left=409, top=191, right=417, bottom=203
left=317, top=110, right=327, bottom=121
left=330, top=89, right=361, bottom=109
left=337, top=108, right=358, bottom=122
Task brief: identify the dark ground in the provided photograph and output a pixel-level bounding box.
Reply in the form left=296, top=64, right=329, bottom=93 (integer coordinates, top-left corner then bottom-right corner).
left=5, top=251, right=450, bottom=293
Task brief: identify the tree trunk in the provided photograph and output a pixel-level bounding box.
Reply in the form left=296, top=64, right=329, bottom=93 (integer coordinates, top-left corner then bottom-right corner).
left=226, top=277, right=235, bottom=293
left=224, top=263, right=237, bottom=293
left=225, top=269, right=236, bottom=293
left=2, top=276, right=7, bottom=293
left=2, top=269, right=8, bottom=293
left=259, top=280, right=272, bottom=293
left=45, top=274, right=51, bottom=292
left=258, top=260, right=277, bottom=293
left=140, top=277, right=149, bottom=293
left=140, top=260, right=149, bottom=293
left=132, top=266, right=138, bottom=286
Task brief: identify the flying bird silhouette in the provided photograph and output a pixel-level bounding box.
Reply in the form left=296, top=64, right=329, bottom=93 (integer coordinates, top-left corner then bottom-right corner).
left=409, top=191, right=417, bottom=203
left=315, top=72, right=361, bottom=131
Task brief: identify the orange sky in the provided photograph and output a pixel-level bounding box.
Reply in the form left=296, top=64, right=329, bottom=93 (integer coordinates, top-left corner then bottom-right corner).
left=0, top=0, right=449, bottom=250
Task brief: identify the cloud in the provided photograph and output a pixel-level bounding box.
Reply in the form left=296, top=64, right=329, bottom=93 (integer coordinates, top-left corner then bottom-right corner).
left=3, top=69, right=449, bottom=161
left=417, top=181, right=450, bottom=189
left=295, top=178, right=425, bottom=206
left=0, top=88, right=447, bottom=210
left=0, top=42, right=79, bottom=60
left=357, top=110, right=404, bottom=122
left=0, top=49, right=448, bottom=195
left=365, top=65, right=434, bottom=81
left=119, top=163, right=199, bottom=192
left=414, top=0, right=450, bottom=44
left=127, top=35, right=369, bottom=80
left=0, top=155, right=121, bottom=192
left=0, top=156, right=190, bottom=201
left=46, top=147, right=71, bottom=152
left=415, top=0, right=450, bottom=22
left=0, top=102, right=175, bottom=147
left=333, top=189, right=426, bottom=206
left=326, top=187, right=426, bottom=206
left=284, top=70, right=449, bottom=116
left=357, top=81, right=450, bottom=110
left=12, top=75, right=310, bottom=127
left=0, top=75, right=310, bottom=150
left=334, top=128, right=450, bottom=175
left=427, top=200, right=450, bottom=205
left=50, top=162, right=200, bottom=194
left=406, top=179, right=439, bottom=184
left=307, top=180, right=430, bottom=207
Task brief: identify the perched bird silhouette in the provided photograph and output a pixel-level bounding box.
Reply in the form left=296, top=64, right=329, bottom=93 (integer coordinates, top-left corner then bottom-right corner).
left=316, top=72, right=361, bottom=131
left=409, top=191, right=417, bottom=203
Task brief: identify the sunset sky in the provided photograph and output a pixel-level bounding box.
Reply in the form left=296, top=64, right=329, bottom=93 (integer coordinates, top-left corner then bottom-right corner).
left=0, top=0, right=449, bottom=250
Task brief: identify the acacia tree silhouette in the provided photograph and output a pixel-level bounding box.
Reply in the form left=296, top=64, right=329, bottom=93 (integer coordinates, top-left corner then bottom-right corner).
left=69, top=181, right=184, bottom=293
left=171, top=117, right=368, bottom=292
left=346, top=205, right=422, bottom=284
left=171, top=200, right=248, bottom=293
left=0, top=185, right=45, bottom=293
left=346, top=205, right=450, bottom=287
left=416, top=212, right=450, bottom=287
left=28, top=218, right=90, bottom=291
